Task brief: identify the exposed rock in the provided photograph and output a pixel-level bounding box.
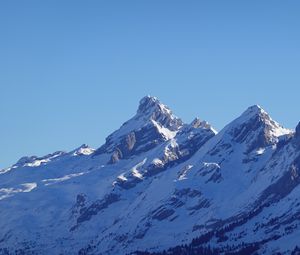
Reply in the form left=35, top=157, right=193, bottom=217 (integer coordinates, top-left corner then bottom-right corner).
left=191, top=118, right=202, bottom=128
left=95, top=96, right=183, bottom=162
left=73, top=193, right=120, bottom=228
left=137, top=96, right=183, bottom=131
left=110, top=148, right=123, bottom=163
left=126, top=132, right=136, bottom=151
left=295, top=122, right=300, bottom=138
left=226, top=105, right=291, bottom=153
left=152, top=206, right=175, bottom=221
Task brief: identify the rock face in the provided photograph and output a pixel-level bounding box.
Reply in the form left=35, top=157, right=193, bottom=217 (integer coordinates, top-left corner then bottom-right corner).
left=137, top=96, right=183, bottom=131
left=226, top=105, right=291, bottom=153
left=296, top=122, right=300, bottom=138
left=1, top=96, right=300, bottom=255
left=95, top=96, right=183, bottom=163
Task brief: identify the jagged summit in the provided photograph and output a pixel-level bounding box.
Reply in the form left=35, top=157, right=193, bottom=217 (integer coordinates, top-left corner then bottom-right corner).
left=239, top=104, right=268, bottom=122
left=95, top=96, right=183, bottom=161
left=191, top=117, right=202, bottom=128
left=227, top=104, right=291, bottom=136
left=208, top=104, right=293, bottom=154
left=13, top=151, right=66, bottom=168
left=190, top=118, right=217, bottom=133
left=239, top=105, right=291, bottom=136
left=136, top=95, right=183, bottom=131
left=137, top=95, right=160, bottom=114
left=72, top=144, right=95, bottom=156
left=244, top=104, right=263, bottom=113
left=116, top=95, right=183, bottom=134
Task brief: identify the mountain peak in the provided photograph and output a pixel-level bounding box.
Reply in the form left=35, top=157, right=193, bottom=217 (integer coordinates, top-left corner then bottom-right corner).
left=240, top=105, right=291, bottom=136
left=191, top=118, right=202, bottom=128
left=190, top=118, right=217, bottom=133
left=235, top=105, right=279, bottom=129
left=137, top=95, right=170, bottom=117
left=241, top=104, right=265, bottom=119
left=136, top=95, right=183, bottom=131
left=138, top=95, right=159, bottom=112
left=247, top=104, right=263, bottom=111
left=95, top=96, right=183, bottom=160
left=222, top=104, right=292, bottom=152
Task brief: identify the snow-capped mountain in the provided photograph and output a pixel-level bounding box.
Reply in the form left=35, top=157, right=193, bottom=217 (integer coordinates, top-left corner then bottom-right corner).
left=0, top=96, right=299, bottom=255
left=95, top=96, right=183, bottom=163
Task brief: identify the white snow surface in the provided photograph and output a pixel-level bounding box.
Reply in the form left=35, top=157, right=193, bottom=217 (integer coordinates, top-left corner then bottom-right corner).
left=0, top=99, right=299, bottom=255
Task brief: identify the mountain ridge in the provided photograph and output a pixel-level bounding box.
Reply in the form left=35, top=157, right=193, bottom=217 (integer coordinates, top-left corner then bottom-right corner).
left=0, top=96, right=299, bottom=255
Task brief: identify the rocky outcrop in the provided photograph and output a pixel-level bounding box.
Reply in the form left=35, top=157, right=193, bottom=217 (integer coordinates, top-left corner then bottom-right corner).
left=295, top=122, right=300, bottom=139
left=96, top=96, right=183, bottom=163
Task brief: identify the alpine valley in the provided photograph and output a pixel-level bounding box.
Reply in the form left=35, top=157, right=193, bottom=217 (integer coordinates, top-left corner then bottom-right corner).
left=1, top=96, right=300, bottom=255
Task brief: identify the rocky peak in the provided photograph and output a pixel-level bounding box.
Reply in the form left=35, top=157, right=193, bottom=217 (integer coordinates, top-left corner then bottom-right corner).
left=137, top=96, right=183, bottom=131
left=191, top=118, right=202, bottom=128
left=224, top=105, right=292, bottom=152
left=15, top=156, right=38, bottom=167
left=239, top=105, right=268, bottom=123
left=72, top=144, right=95, bottom=156
left=137, top=96, right=160, bottom=115
left=243, top=104, right=263, bottom=114
left=95, top=96, right=184, bottom=162
left=191, top=118, right=216, bottom=132
left=14, top=151, right=66, bottom=168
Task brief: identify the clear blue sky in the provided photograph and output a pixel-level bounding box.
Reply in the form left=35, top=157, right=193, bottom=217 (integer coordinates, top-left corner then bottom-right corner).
left=1, top=1, right=299, bottom=169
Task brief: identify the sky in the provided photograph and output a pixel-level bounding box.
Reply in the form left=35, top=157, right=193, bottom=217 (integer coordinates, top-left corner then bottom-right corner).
left=1, top=1, right=300, bottom=169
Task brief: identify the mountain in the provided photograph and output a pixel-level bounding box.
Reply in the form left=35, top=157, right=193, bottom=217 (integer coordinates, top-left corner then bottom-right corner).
left=0, top=96, right=299, bottom=255
left=95, top=96, right=183, bottom=163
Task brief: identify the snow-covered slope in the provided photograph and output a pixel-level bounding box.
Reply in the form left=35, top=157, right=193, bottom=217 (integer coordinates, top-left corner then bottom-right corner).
left=0, top=97, right=299, bottom=255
